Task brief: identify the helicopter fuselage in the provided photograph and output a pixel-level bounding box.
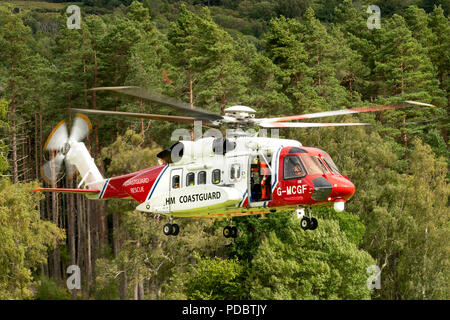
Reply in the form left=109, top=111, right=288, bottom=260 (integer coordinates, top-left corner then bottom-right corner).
left=86, top=136, right=355, bottom=218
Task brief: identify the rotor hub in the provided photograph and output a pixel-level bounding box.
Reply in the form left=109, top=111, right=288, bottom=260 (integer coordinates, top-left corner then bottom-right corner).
left=224, top=105, right=256, bottom=120
left=61, top=142, right=71, bottom=155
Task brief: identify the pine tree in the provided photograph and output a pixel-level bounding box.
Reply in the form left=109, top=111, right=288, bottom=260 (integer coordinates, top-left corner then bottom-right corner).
left=167, top=5, right=247, bottom=115
left=266, top=9, right=354, bottom=115
left=0, top=179, right=65, bottom=299
left=334, top=0, right=378, bottom=100
left=372, top=14, right=445, bottom=151
left=428, top=5, right=450, bottom=143
left=0, top=8, right=33, bottom=183
left=404, top=5, right=435, bottom=52
left=265, top=16, right=313, bottom=114
left=373, top=14, right=440, bottom=100
left=245, top=51, right=290, bottom=118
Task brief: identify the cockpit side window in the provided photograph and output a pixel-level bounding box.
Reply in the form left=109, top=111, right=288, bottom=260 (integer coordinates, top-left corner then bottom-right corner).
left=300, top=155, right=329, bottom=175
left=283, top=155, right=307, bottom=180
left=323, top=157, right=342, bottom=175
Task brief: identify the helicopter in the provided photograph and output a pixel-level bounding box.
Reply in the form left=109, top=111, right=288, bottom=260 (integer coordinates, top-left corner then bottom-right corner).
left=34, top=86, right=435, bottom=237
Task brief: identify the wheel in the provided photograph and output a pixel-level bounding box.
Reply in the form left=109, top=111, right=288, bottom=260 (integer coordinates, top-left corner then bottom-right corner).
left=309, top=218, right=318, bottom=230
left=223, top=226, right=232, bottom=238
left=163, top=223, right=173, bottom=236
left=300, top=217, right=310, bottom=230
left=172, top=224, right=180, bottom=236
left=230, top=226, right=238, bottom=238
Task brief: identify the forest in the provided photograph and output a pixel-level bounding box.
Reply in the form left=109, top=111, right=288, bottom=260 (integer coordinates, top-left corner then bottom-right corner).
left=0, top=0, right=448, bottom=300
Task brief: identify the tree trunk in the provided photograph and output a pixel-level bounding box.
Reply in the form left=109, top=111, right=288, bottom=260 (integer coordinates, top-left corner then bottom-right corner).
left=139, top=279, right=144, bottom=300
left=189, top=70, right=193, bottom=108
left=67, top=176, right=76, bottom=299
left=85, top=199, right=92, bottom=299
left=140, top=98, right=144, bottom=137
left=51, top=151, right=60, bottom=281
left=120, top=271, right=127, bottom=300
left=92, top=51, right=106, bottom=247
left=402, top=117, right=408, bottom=160
left=113, top=212, right=127, bottom=300
left=34, top=113, right=39, bottom=186
left=133, top=277, right=139, bottom=300
left=21, top=125, right=27, bottom=181
left=10, top=61, right=18, bottom=184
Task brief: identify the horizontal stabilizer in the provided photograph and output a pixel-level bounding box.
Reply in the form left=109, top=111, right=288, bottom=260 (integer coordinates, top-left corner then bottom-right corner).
left=33, top=188, right=100, bottom=194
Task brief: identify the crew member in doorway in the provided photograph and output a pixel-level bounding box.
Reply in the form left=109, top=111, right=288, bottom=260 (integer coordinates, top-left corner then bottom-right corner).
left=260, top=160, right=270, bottom=200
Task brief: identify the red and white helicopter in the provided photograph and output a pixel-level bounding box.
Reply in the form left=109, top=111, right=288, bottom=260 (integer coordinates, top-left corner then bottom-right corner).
left=35, top=87, right=434, bottom=237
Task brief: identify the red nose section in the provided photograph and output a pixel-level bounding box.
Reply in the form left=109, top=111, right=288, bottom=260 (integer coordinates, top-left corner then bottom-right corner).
left=329, top=177, right=355, bottom=201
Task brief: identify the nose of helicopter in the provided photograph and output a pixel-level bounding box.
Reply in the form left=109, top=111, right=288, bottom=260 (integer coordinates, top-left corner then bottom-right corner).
left=329, top=176, right=355, bottom=201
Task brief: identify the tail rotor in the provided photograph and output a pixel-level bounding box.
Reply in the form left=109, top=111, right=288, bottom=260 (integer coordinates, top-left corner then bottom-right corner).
left=41, top=114, right=92, bottom=184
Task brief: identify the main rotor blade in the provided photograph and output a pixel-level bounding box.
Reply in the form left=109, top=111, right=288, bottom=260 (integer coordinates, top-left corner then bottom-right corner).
left=260, top=122, right=371, bottom=128
left=258, top=102, right=431, bottom=123
left=404, top=100, right=436, bottom=108
left=70, top=108, right=203, bottom=124
left=89, top=86, right=223, bottom=122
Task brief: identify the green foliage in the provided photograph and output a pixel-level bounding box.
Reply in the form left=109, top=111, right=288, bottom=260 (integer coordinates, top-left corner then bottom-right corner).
left=94, top=258, right=120, bottom=300
left=315, top=208, right=366, bottom=246
left=167, top=5, right=248, bottom=114
left=223, top=211, right=293, bottom=261
left=394, top=140, right=449, bottom=299
left=101, top=129, right=162, bottom=176
left=168, top=255, right=247, bottom=300
left=0, top=179, right=65, bottom=299
left=35, top=275, right=71, bottom=300
left=248, top=218, right=375, bottom=300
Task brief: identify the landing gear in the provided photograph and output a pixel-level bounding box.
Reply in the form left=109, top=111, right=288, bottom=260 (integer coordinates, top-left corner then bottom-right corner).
left=300, top=217, right=310, bottom=230
left=309, top=217, right=318, bottom=230
left=300, top=217, right=318, bottom=230
left=223, top=226, right=238, bottom=238
left=163, top=216, right=179, bottom=236
left=163, top=223, right=179, bottom=236
left=297, top=207, right=318, bottom=231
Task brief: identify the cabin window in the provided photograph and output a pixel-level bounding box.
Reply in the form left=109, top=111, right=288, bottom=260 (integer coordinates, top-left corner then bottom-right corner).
left=186, top=172, right=195, bottom=186
left=230, top=163, right=241, bottom=180
left=212, top=169, right=221, bottom=184
left=198, top=171, right=206, bottom=185
left=300, top=155, right=329, bottom=175
left=323, top=157, right=342, bottom=176
left=283, top=155, right=306, bottom=180
left=172, top=175, right=180, bottom=188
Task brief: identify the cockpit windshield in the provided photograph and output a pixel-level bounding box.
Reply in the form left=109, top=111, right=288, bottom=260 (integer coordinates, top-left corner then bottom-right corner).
left=283, top=155, right=307, bottom=179
left=300, top=155, right=329, bottom=175
left=322, top=157, right=342, bottom=175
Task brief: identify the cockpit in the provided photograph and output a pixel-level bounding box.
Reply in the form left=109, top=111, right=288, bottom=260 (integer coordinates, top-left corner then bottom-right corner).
left=283, top=155, right=307, bottom=179
left=283, top=151, right=342, bottom=179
